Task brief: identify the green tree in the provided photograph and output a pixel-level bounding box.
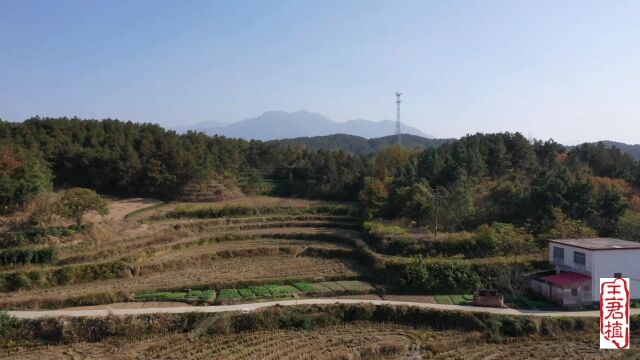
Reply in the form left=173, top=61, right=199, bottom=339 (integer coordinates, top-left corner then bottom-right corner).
left=56, top=188, right=109, bottom=227
left=617, top=210, right=640, bottom=241
left=401, top=180, right=435, bottom=226
left=594, top=189, right=627, bottom=236
left=0, top=146, right=52, bottom=213
left=539, top=208, right=597, bottom=240
left=358, top=176, right=390, bottom=219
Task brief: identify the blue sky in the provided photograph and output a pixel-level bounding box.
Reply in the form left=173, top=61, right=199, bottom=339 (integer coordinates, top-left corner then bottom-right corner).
left=1, top=0, right=639, bottom=144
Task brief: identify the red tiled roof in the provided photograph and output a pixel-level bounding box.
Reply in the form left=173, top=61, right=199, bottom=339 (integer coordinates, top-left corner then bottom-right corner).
left=542, top=272, right=591, bottom=286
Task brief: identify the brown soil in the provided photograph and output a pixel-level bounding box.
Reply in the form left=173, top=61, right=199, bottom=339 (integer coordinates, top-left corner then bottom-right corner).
left=382, top=295, right=437, bottom=303
left=88, top=197, right=163, bottom=223
left=62, top=301, right=191, bottom=310
left=336, top=294, right=383, bottom=300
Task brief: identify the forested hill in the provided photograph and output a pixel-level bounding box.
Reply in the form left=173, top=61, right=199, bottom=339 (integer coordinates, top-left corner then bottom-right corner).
left=272, top=134, right=640, bottom=160
left=1, top=117, right=640, bottom=239
left=0, top=117, right=367, bottom=204
left=268, top=134, right=454, bottom=154
left=595, top=141, right=640, bottom=160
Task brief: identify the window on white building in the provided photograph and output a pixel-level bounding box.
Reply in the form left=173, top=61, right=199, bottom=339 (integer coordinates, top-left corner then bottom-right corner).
left=553, top=247, right=564, bottom=263
left=574, top=251, right=585, bottom=268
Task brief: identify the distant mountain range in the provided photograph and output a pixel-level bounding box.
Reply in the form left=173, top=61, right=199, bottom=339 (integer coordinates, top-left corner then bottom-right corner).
left=268, top=134, right=453, bottom=154
left=591, top=141, right=640, bottom=160
left=175, top=111, right=640, bottom=160
left=178, top=110, right=431, bottom=140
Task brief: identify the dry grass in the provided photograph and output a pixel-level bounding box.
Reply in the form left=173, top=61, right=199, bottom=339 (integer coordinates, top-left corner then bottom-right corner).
left=48, top=220, right=357, bottom=265
left=0, top=323, right=630, bottom=360
left=127, top=196, right=353, bottom=221
left=0, top=255, right=363, bottom=307
left=0, top=196, right=368, bottom=309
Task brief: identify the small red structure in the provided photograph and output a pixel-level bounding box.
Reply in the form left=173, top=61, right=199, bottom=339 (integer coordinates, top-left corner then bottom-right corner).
left=530, top=271, right=592, bottom=307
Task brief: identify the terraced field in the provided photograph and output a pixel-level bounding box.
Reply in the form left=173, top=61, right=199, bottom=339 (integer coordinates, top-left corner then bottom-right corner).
left=0, top=197, right=370, bottom=309
left=0, top=256, right=363, bottom=306
left=1, top=323, right=629, bottom=360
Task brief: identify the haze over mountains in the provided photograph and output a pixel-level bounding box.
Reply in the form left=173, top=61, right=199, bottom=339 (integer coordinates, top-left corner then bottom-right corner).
left=172, top=110, right=640, bottom=160
left=179, top=110, right=431, bottom=141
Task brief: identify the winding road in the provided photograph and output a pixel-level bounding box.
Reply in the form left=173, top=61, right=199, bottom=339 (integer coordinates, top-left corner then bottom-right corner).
left=8, top=298, right=635, bottom=319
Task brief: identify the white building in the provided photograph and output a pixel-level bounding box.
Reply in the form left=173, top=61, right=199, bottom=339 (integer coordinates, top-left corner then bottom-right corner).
left=530, top=238, right=640, bottom=307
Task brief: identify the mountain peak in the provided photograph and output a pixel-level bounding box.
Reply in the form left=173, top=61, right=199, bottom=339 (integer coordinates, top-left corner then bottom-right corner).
left=180, top=111, right=431, bottom=141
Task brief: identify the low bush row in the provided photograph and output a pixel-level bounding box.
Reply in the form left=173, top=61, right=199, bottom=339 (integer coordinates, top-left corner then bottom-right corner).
left=362, top=221, right=540, bottom=258
left=0, top=261, right=128, bottom=292
left=0, top=226, right=86, bottom=248
left=0, top=304, right=609, bottom=347
left=392, top=255, right=549, bottom=294
left=0, top=247, right=56, bottom=266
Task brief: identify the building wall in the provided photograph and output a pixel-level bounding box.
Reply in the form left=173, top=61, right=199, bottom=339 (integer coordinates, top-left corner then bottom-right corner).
left=530, top=279, right=551, bottom=298
left=554, top=284, right=592, bottom=307
left=549, top=243, right=640, bottom=301
left=549, top=243, right=594, bottom=276
left=592, top=250, right=640, bottom=300
left=530, top=278, right=592, bottom=307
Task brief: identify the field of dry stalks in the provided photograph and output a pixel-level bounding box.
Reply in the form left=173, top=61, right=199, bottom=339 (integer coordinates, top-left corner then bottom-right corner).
left=0, top=197, right=368, bottom=309
left=0, top=322, right=627, bottom=360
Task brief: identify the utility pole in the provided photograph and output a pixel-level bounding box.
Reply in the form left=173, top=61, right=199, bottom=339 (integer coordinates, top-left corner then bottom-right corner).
left=395, top=92, right=402, bottom=146
left=434, top=188, right=441, bottom=237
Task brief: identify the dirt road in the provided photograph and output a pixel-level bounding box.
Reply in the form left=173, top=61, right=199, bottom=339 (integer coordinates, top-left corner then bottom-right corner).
left=8, top=298, right=632, bottom=319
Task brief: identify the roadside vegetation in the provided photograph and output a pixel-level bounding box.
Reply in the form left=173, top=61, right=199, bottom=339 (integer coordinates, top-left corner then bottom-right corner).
left=2, top=304, right=636, bottom=359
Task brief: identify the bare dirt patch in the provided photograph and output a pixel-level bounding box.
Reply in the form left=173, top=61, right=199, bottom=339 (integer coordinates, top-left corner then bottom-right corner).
left=336, top=294, right=383, bottom=300
left=382, top=295, right=437, bottom=303
left=62, top=301, right=191, bottom=311
left=88, top=197, right=162, bottom=223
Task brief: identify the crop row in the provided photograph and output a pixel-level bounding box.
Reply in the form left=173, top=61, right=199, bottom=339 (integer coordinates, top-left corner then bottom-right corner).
left=135, top=281, right=374, bottom=303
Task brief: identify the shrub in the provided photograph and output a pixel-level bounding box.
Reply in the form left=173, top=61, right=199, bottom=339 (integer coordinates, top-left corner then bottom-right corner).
left=0, top=247, right=56, bottom=265
left=5, top=271, right=32, bottom=290
left=238, top=288, right=255, bottom=298
left=249, top=286, right=271, bottom=297
left=293, top=282, right=316, bottom=292
left=397, top=255, right=543, bottom=294
left=0, top=226, right=81, bottom=248
left=186, top=290, right=215, bottom=300
left=136, top=292, right=187, bottom=300
left=617, top=210, right=640, bottom=241
left=218, top=289, right=241, bottom=300
left=265, top=285, right=298, bottom=296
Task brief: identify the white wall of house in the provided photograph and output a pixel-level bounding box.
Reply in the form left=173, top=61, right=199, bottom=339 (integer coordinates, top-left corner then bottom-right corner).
left=549, top=242, right=640, bottom=301
left=549, top=243, right=594, bottom=276
left=592, top=250, right=640, bottom=300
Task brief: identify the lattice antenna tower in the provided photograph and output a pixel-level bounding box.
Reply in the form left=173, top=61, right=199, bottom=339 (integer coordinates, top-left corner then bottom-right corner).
left=395, top=92, right=402, bottom=145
